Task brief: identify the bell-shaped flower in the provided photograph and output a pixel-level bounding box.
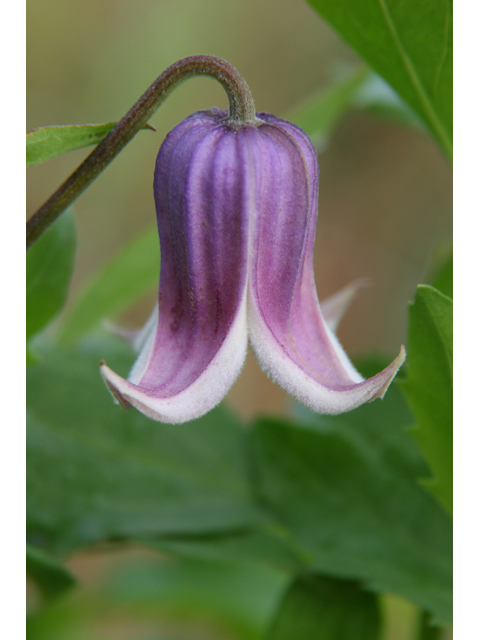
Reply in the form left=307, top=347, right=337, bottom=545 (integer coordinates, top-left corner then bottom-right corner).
left=100, top=108, right=405, bottom=423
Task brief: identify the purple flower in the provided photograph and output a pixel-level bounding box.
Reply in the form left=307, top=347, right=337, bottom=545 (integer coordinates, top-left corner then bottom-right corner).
left=100, top=108, right=405, bottom=423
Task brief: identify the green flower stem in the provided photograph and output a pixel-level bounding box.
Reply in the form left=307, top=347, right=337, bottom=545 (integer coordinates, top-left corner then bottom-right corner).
left=26, top=55, right=257, bottom=249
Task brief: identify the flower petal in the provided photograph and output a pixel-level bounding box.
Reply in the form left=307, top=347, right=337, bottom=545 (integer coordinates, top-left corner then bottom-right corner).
left=100, top=111, right=249, bottom=423
left=102, top=305, right=159, bottom=352
left=100, top=294, right=247, bottom=422
left=248, top=117, right=405, bottom=414
left=131, top=304, right=159, bottom=354
left=320, top=278, right=371, bottom=333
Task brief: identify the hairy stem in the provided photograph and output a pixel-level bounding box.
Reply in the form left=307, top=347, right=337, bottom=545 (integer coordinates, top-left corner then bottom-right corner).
left=26, top=55, right=257, bottom=249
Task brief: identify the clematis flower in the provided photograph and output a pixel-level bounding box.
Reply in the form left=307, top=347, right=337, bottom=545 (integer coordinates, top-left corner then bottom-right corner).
left=100, top=108, right=405, bottom=423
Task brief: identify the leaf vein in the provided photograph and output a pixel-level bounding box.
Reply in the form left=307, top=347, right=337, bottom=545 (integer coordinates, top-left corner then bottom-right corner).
left=376, top=0, right=452, bottom=156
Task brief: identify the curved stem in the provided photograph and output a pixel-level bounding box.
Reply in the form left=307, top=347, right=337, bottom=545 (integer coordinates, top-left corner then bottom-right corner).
left=26, top=55, right=258, bottom=249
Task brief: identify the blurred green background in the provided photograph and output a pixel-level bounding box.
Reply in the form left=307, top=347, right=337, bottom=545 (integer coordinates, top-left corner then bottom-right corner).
left=27, top=0, right=452, bottom=637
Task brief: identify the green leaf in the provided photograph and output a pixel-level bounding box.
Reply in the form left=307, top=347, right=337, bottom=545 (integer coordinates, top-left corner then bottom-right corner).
left=288, top=69, right=422, bottom=150
left=141, top=373, right=407, bottom=571
left=401, top=286, right=453, bottom=515
left=354, top=73, right=423, bottom=129
left=267, top=574, right=381, bottom=640
left=417, top=611, right=444, bottom=640
left=60, top=226, right=159, bottom=344
left=307, top=0, right=452, bottom=159
left=27, top=553, right=287, bottom=640
left=287, top=67, right=370, bottom=148
left=26, top=210, right=76, bottom=344
left=431, top=253, right=453, bottom=299
left=250, top=382, right=452, bottom=624
left=26, top=122, right=154, bottom=167
left=27, top=337, right=264, bottom=555
left=26, top=545, right=76, bottom=601
left=110, top=555, right=287, bottom=640
left=143, top=526, right=307, bottom=575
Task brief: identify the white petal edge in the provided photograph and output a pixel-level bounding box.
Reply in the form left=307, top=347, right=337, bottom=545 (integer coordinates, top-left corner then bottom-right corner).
left=248, top=287, right=406, bottom=415
left=128, top=304, right=160, bottom=383
left=100, top=292, right=248, bottom=424
left=132, top=304, right=160, bottom=354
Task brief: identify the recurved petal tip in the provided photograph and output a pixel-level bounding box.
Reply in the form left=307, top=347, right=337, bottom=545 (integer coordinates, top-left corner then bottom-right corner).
left=99, top=291, right=249, bottom=424
left=100, top=362, right=132, bottom=410
left=251, top=325, right=406, bottom=415
left=366, top=344, right=406, bottom=402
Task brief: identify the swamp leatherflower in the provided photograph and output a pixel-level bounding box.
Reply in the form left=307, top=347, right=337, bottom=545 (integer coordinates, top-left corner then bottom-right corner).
left=100, top=108, right=405, bottom=423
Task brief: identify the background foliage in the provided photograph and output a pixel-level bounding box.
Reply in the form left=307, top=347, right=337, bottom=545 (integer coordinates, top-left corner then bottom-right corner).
left=27, top=0, right=452, bottom=637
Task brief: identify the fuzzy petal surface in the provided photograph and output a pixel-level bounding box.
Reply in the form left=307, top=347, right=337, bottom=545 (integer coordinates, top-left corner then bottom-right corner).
left=101, top=111, right=249, bottom=423
left=247, top=116, right=405, bottom=414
